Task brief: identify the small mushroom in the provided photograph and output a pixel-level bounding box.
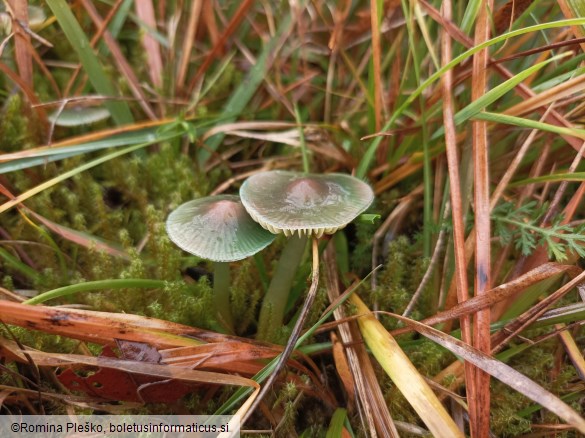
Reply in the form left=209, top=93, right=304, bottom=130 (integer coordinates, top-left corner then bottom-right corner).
left=49, top=107, right=111, bottom=127
left=0, top=6, right=46, bottom=34
left=166, top=195, right=275, bottom=332
left=240, top=170, right=374, bottom=340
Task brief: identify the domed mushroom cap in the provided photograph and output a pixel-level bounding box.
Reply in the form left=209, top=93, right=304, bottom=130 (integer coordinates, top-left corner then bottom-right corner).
left=166, top=195, right=276, bottom=262
left=49, top=107, right=111, bottom=127
left=240, top=171, right=374, bottom=238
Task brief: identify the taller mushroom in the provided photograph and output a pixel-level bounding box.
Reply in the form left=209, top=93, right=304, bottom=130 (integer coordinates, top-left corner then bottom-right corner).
left=240, top=170, right=374, bottom=340
left=241, top=170, right=374, bottom=237
left=239, top=169, right=374, bottom=422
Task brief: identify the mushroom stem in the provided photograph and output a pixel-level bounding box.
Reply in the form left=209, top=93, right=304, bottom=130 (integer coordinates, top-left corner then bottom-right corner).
left=256, top=235, right=307, bottom=341
left=243, top=237, right=320, bottom=425
left=213, top=262, right=234, bottom=333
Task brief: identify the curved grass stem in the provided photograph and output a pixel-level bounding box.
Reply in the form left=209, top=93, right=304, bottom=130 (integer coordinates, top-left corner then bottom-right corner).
left=256, top=235, right=307, bottom=341
left=243, top=237, right=319, bottom=425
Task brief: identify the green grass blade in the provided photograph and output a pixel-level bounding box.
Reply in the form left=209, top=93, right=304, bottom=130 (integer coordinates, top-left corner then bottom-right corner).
left=566, top=0, right=585, bottom=34
left=49, top=107, right=111, bottom=127
left=474, top=112, right=585, bottom=140
left=0, top=132, right=181, bottom=215
left=326, top=408, right=348, bottom=438
left=46, top=0, right=133, bottom=125
left=431, top=52, right=570, bottom=139
left=401, top=0, right=433, bottom=257
left=198, top=1, right=307, bottom=165
left=356, top=18, right=585, bottom=178
left=0, top=128, right=165, bottom=174
left=509, top=172, right=585, bottom=186
left=500, top=275, right=562, bottom=321
left=534, top=64, right=585, bottom=92
left=23, top=279, right=166, bottom=305
left=453, top=54, right=568, bottom=125
left=460, top=0, right=482, bottom=34
left=0, top=151, right=89, bottom=174
left=0, top=246, right=42, bottom=283
left=96, top=0, right=134, bottom=56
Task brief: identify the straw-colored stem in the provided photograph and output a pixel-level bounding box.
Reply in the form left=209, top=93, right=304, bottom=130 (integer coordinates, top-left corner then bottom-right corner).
left=351, top=293, right=464, bottom=438
left=214, top=262, right=234, bottom=333
left=256, top=235, right=307, bottom=341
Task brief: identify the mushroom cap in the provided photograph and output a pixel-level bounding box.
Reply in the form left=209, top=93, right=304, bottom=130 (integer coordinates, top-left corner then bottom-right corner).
left=166, top=195, right=276, bottom=262
left=240, top=170, right=374, bottom=238
left=49, top=107, right=111, bottom=127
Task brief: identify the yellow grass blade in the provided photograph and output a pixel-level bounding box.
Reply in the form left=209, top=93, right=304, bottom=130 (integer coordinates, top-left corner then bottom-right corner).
left=350, top=294, right=463, bottom=438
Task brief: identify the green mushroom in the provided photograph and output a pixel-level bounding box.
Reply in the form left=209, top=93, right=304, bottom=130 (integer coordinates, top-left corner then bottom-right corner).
left=239, top=169, right=374, bottom=422
left=49, top=107, right=111, bottom=127
left=241, top=170, right=375, bottom=237
left=166, top=195, right=275, bottom=333
left=240, top=170, right=374, bottom=340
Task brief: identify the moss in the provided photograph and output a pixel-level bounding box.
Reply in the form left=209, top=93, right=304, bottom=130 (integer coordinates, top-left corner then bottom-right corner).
left=306, top=283, right=328, bottom=323
left=268, top=380, right=301, bottom=436
left=404, top=339, right=454, bottom=377
left=349, top=219, right=377, bottom=276
left=369, top=235, right=429, bottom=330
left=2, top=275, right=14, bottom=290
left=214, top=62, right=244, bottom=98
left=490, top=385, right=533, bottom=436
left=270, top=321, right=293, bottom=346
left=143, top=205, right=182, bottom=281
left=0, top=325, right=78, bottom=355
left=383, top=379, right=419, bottom=424
left=0, top=128, right=240, bottom=330
left=166, top=279, right=216, bottom=329
left=89, top=249, right=118, bottom=280
left=230, top=258, right=263, bottom=335
left=374, top=236, right=410, bottom=313
left=490, top=336, right=582, bottom=436
left=0, top=94, right=40, bottom=152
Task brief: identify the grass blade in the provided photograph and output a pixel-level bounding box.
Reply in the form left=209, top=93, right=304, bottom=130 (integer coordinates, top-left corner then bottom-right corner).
left=473, top=111, right=585, bottom=140
left=393, top=314, right=585, bottom=434
left=7, top=0, right=33, bottom=88
left=351, top=294, right=464, bottom=438
left=0, top=131, right=180, bottom=214
left=23, top=279, right=166, bottom=305
left=356, top=17, right=585, bottom=178
left=45, top=0, right=133, bottom=125
left=326, top=408, right=348, bottom=438
left=134, top=0, right=163, bottom=89
left=510, top=172, right=585, bottom=186
left=431, top=52, right=571, bottom=140
left=198, top=0, right=306, bottom=165
left=0, top=246, right=41, bottom=283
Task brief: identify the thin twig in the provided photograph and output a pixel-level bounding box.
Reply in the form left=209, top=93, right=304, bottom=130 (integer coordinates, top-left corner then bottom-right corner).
left=371, top=186, right=422, bottom=297
left=241, top=238, right=319, bottom=426
left=403, top=203, right=449, bottom=317
left=541, top=140, right=585, bottom=225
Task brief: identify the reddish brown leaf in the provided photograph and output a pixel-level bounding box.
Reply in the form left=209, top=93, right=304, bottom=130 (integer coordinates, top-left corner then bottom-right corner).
left=493, top=0, right=535, bottom=35
left=57, top=346, right=194, bottom=403
left=6, top=0, right=33, bottom=88
left=134, top=0, right=163, bottom=89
